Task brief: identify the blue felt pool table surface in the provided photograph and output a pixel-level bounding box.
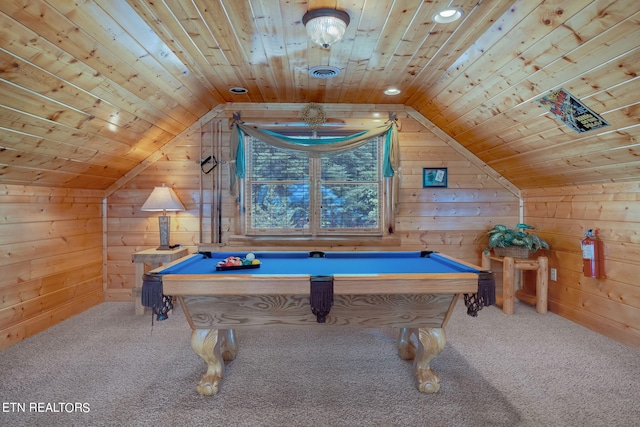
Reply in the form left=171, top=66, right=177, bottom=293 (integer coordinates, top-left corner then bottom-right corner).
left=158, top=251, right=482, bottom=277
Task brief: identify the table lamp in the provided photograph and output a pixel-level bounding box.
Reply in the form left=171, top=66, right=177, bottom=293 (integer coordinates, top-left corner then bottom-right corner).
left=141, top=184, right=185, bottom=250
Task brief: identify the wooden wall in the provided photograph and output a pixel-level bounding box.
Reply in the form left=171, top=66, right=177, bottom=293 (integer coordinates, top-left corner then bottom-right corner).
left=105, top=106, right=520, bottom=302
left=3, top=104, right=639, bottom=352
left=106, top=125, right=207, bottom=302
left=395, top=117, right=520, bottom=257
left=0, top=185, right=104, bottom=350
left=523, top=183, right=640, bottom=349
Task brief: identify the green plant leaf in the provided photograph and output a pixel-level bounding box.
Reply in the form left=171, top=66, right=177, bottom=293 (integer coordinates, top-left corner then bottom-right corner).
left=516, top=223, right=535, bottom=229
left=488, top=233, right=505, bottom=247
left=511, top=236, right=528, bottom=247
left=483, top=223, right=549, bottom=252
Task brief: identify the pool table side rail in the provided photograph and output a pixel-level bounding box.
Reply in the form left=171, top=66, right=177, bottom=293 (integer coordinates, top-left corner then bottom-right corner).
left=148, top=252, right=200, bottom=272
left=161, top=274, right=479, bottom=296
left=163, top=275, right=311, bottom=295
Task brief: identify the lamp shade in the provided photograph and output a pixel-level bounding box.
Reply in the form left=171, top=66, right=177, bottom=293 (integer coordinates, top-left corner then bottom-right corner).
left=303, top=8, right=350, bottom=48
left=141, top=186, right=185, bottom=212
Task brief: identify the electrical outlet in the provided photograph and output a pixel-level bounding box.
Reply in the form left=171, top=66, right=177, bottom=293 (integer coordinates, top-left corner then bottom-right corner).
left=550, top=268, right=557, bottom=281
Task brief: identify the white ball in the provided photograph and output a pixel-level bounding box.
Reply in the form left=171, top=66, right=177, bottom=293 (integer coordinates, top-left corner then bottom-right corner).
left=245, top=253, right=255, bottom=261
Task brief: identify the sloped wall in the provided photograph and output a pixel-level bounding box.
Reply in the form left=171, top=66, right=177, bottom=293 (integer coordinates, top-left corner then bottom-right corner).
left=395, top=118, right=519, bottom=258
left=105, top=125, right=205, bottom=302
left=0, top=185, right=104, bottom=350
left=3, top=106, right=638, bottom=352
left=105, top=107, right=520, bottom=302
left=523, top=183, right=640, bottom=349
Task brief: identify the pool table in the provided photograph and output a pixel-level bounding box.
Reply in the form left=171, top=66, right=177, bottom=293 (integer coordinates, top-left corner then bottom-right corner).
left=142, top=250, right=494, bottom=395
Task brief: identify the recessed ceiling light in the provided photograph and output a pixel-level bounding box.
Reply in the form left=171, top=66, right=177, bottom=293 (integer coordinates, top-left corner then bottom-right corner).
left=229, top=87, right=248, bottom=94
left=433, top=8, right=464, bottom=24
left=384, top=88, right=401, bottom=96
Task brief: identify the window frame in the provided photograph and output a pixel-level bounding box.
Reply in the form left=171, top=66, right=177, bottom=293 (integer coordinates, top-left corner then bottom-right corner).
left=243, top=134, right=385, bottom=237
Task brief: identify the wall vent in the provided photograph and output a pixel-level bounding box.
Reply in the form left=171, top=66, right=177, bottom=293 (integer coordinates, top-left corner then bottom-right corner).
left=309, top=66, right=341, bottom=79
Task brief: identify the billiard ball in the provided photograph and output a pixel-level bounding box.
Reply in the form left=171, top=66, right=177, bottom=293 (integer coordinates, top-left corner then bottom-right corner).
left=245, top=253, right=255, bottom=261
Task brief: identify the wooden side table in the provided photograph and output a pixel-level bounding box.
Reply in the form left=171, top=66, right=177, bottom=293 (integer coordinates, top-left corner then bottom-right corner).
left=131, top=247, right=189, bottom=314
left=482, top=252, right=548, bottom=315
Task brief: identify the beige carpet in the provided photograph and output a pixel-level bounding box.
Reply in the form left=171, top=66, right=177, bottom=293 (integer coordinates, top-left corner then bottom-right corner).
left=1, top=300, right=638, bottom=427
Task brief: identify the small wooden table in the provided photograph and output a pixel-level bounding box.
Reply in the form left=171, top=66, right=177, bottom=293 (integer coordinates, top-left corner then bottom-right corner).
left=482, top=252, right=548, bottom=315
left=131, top=247, right=189, bottom=314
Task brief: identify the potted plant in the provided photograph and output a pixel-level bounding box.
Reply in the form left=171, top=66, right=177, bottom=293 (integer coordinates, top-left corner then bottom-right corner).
left=482, top=223, right=550, bottom=258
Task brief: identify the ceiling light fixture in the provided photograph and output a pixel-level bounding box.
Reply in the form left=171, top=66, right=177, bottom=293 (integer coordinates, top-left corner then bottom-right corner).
left=384, top=88, right=401, bottom=96
left=433, top=7, right=464, bottom=24
left=302, top=8, right=350, bottom=48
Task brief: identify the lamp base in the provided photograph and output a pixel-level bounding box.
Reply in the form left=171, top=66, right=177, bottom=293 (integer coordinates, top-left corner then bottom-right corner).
left=157, top=215, right=172, bottom=251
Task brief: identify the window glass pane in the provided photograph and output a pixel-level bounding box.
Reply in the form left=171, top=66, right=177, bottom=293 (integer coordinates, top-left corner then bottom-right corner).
left=321, top=139, right=379, bottom=182
left=250, top=183, right=310, bottom=229
left=248, top=139, right=310, bottom=230
left=320, top=183, right=379, bottom=228
left=246, top=135, right=383, bottom=235
left=250, top=139, right=308, bottom=181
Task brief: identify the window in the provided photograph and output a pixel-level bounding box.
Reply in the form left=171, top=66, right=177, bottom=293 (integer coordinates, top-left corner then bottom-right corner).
left=245, top=135, right=383, bottom=236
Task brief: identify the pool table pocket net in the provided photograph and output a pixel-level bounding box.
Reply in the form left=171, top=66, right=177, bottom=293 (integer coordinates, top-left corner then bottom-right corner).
left=463, top=271, right=495, bottom=316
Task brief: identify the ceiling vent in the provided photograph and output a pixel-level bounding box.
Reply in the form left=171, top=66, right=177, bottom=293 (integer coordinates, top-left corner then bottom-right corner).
left=309, top=65, right=341, bottom=79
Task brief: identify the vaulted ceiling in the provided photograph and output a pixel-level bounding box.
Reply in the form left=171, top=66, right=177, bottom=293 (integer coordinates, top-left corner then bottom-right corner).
left=1, top=0, right=639, bottom=191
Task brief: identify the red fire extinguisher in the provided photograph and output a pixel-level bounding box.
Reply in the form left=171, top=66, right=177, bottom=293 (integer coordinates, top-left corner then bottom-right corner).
left=581, top=229, right=604, bottom=279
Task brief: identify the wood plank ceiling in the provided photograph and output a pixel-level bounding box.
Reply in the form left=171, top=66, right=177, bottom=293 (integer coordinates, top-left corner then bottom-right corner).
left=0, top=0, right=638, bottom=190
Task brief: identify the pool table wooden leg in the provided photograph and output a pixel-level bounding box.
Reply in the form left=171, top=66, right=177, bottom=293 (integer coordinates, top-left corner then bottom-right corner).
left=219, top=329, right=237, bottom=361
left=413, top=327, right=446, bottom=393
left=397, top=327, right=417, bottom=360
left=190, top=328, right=225, bottom=395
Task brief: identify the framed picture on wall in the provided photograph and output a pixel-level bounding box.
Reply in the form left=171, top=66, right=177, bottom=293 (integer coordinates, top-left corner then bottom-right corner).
left=423, top=168, right=448, bottom=188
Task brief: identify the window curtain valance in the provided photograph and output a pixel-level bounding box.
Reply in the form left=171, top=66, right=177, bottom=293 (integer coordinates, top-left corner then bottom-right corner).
left=228, top=111, right=400, bottom=233
left=229, top=113, right=399, bottom=182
